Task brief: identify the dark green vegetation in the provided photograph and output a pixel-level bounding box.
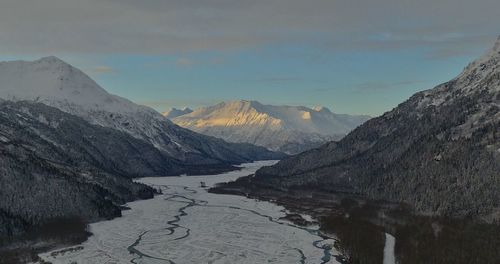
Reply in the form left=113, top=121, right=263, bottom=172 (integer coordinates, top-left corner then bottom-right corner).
left=0, top=100, right=280, bottom=262
left=211, top=182, right=500, bottom=264
left=248, top=39, right=500, bottom=218
left=392, top=218, right=500, bottom=264
left=0, top=218, right=89, bottom=263
left=322, top=202, right=385, bottom=264
left=212, top=37, right=500, bottom=264
left=321, top=201, right=500, bottom=264
left=0, top=57, right=285, bottom=263
left=0, top=100, right=161, bottom=261
left=0, top=99, right=282, bottom=235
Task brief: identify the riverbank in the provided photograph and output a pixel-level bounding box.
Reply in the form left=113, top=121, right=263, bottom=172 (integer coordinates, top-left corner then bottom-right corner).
left=37, top=161, right=341, bottom=264
left=0, top=218, right=90, bottom=264
left=0, top=161, right=263, bottom=264
left=210, top=179, right=500, bottom=264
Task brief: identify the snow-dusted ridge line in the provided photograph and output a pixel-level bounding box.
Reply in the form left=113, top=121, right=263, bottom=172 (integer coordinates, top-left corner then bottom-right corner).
left=163, top=107, right=194, bottom=119
left=248, top=36, right=500, bottom=218
left=0, top=56, right=281, bottom=164
left=0, top=56, right=169, bottom=145
left=0, top=56, right=158, bottom=114
left=171, top=100, right=371, bottom=154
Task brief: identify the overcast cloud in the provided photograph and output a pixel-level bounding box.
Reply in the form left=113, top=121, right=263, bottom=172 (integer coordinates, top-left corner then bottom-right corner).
left=0, top=0, right=499, bottom=56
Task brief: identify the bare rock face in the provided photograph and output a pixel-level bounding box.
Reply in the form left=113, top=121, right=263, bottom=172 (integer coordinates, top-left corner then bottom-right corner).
left=172, top=100, right=370, bottom=154
left=251, top=37, right=500, bottom=218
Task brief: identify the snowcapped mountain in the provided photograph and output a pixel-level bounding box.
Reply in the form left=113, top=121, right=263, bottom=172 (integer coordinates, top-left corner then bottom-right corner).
left=171, top=100, right=370, bottom=154
left=163, top=107, right=193, bottom=119
left=0, top=56, right=148, bottom=114
left=232, top=37, right=500, bottom=218
left=0, top=56, right=282, bottom=170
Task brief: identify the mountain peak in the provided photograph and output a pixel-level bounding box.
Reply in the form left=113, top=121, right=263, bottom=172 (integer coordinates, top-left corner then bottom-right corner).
left=220, top=100, right=263, bottom=112
left=0, top=56, right=155, bottom=114
left=231, top=99, right=259, bottom=106
left=485, top=35, right=500, bottom=56
left=249, top=40, right=500, bottom=218
left=163, top=107, right=193, bottom=119
left=312, top=106, right=332, bottom=113
left=35, top=56, right=69, bottom=65
left=493, top=35, right=500, bottom=52
left=483, top=35, right=500, bottom=57
left=459, top=36, right=500, bottom=81
left=173, top=100, right=371, bottom=154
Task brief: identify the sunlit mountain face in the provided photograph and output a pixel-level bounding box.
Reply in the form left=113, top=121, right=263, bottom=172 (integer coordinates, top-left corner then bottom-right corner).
left=212, top=37, right=500, bottom=264
left=169, top=100, right=370, bottom=154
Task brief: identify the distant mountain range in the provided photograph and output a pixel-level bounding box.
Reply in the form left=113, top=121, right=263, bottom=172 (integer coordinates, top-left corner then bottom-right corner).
left=162, top=107, right=193, bottom=119
left=0, top=56, right=282, bottom=169
left=0, top=57, right=282, bottom=240
left=168, top=100, right=370, bottom=154
left=217, top=37, right=500, bottom=219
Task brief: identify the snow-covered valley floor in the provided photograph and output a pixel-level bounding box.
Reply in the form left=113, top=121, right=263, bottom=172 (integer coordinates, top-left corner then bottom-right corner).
left=38, top=161, right=339, bottom=264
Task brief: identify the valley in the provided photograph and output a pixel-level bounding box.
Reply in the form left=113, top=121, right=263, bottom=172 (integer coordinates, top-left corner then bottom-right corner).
left=0, top=2, right=498, bottom=262
left=211, top=180, right=500, bottom=263
left=37, top=161, right=344, bottom=264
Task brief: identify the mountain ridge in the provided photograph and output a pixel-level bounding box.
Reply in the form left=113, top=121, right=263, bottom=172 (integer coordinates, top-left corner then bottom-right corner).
left=0, top=100, right=158, bottom=239
left=216, top=37, right=500, bottom=218
left=163, top=107, right=193, bottom=119
left=0, top=57, right=283, bottom=171
left=171, top=100, right=370, bottom=154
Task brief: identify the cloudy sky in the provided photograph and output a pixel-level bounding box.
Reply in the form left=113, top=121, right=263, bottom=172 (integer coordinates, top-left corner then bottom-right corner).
left=1, top=0, right=499, bottom=115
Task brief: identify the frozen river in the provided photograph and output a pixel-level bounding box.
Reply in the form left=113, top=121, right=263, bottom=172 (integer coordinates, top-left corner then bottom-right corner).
left=39, top=161, right=340, bottom=264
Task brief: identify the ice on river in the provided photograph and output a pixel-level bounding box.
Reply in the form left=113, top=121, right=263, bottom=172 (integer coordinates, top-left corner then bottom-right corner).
left=38, top=161, right=339, bottom=264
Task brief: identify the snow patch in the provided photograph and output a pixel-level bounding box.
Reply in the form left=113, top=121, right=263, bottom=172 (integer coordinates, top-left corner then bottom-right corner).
left=38, top=161, right=340, bottom=264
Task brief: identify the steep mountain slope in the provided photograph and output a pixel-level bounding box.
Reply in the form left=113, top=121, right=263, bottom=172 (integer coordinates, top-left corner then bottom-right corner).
left=0, top=57, right=282, bottom=170
left=234, top=38, right=500, bottom=218
left=0, top=100, right=159, bottom=238
left=163, top=107, right=193, bottom=119
left=172, top=100, right=370, bottom=154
